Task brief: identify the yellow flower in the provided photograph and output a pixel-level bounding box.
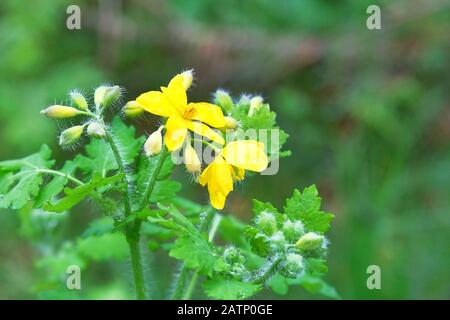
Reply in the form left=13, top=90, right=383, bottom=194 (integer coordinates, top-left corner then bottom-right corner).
left=199, top=140, right=268, bottom=210
left=136, top=73, right=226, bottom=151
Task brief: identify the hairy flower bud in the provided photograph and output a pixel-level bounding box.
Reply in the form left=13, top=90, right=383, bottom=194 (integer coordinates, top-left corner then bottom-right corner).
left=70, top=91, right=88, bottom=111
left=223, top=246, right=245, bottom=265
left=256, top=211, right=277, bottom=236
left=281, top=253, right=304, bottom=278
left=59, top=125, right=84, bottom=145
left=144, top=126, right=163, bottom=156
left=87, top=122, right=106, bottom=137
left=248, top=96, right=264, bottom=116
left=223, top=116, right=238, bottom=130
left=282, top=219, right=305, bottom=242
left=270, top=231, right=287, bottom=251
left=40, top=105, right=84, bottom=119
left=296, top=232, right=325, bottom=251
left=184, top=144, right=201, bottom=174
left=123, top=100, right=144, bottom=118
left=95, top=85, right=121, bottom=109
left=214, top=90, right=234, bottom=112
left=180, top=69, right=194, bottom=90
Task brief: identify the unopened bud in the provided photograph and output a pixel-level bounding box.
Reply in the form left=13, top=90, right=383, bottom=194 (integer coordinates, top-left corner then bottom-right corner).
left=184, top=144, right=201, bottom=174
left=123, top=101, right=144, bottom=118
left=296, top=232, right=324, bottom=251
left=87, top=122, right=106, bottom=137
left=70, top=91, right=88, bottom=111
left=180, top=70, right=194, bottom=90
left=214, top=90, right=234, bottom=112
left=223, top=116, right=238, bottom=129
left=144, top=127, right=163, bottom=156
left=248, top=96, right=263, bottom=116
left=256, top=211, right=277, bottom=236
left=59, top=125, right=84, bottom=145
left=282, top=220, right=305, bottom=242
left=94, top=86, right=108, bottom=108
left=270, top=231, right=287, bottom=251
left=281, top=253, right=304, bottom=278
left=223, top=246, right=245, bottom=265
left=40, top=105, right=84, bottom=119
left=95, top=85, right=121, bottom=109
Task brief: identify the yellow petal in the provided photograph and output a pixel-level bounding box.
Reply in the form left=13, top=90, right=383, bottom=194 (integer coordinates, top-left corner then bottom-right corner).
left=164, top=116, right=188, bottom=151
left=189, top=102, right=226, bottom=128
left=199, top=156, right=234, bottom=210
left=222, top=140, right=268, bottom=172
left=186, top=120, right=225, bottom=145
left=232, top=166, right=245, bottom=181
left=161, top=74, right=187, bottom=114
left=136, top=91, right=178, bottom=117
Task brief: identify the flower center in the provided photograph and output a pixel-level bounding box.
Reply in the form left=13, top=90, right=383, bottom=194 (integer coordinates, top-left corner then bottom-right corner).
left=182, top=105, right=197, bottom=119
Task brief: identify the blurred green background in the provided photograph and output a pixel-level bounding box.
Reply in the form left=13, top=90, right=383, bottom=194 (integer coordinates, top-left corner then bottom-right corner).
left=0, top=0, right=449, bottom=299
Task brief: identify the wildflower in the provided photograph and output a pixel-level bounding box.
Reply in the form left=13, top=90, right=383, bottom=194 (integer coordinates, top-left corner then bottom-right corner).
left=70, top=91, right=88, bottom=111
left=144, top=126, right=164, bottom=156
left=296, top=232, right=324, bottom=251
left=59, top=125, right=85, bottom=145
left=87, top=122, right=106, bottom=137
left=199, top=140, right=268, bottom=209
left=40, top=105, right=84, bottom=119
left=248, top=96, right=263, bottom=116
left=184, top=143, right=201, bottom=174
left=135, top=72, right=226, bottom=151
left=123, top=101, right=145, bottom=118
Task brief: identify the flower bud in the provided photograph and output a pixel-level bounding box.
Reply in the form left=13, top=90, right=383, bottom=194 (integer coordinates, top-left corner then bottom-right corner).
left=70, top=91, right=88, bottom=111
left=223, top=116, right=238, bottom=129
left=184, top=144, right=201, bottom=174
left=214, top=90, right=234, bottom=112
left=94, top=86, right=108, bottom=108
left=40, top=105, right=83, bottom=119
left=248, top=96, right=263, bottom=116
left=59, top=125, right=84, bottom=145
left=270, top=231, right=287, bottom=251
left=180, top=69, right=194, bottom=90
left=87, top=122, right=106, bottom=137
left=123, top=100, right=144, bottom=118
left=282, top=220, right=305, bottom=242
left=256, top=211, right=277, bottom=236
left=223, top=246, right=245, bottom=265
left=95, top=85, right=121, bottom=109
left=144, top=126, right=163, bottom=156
left=296, top=232, right=324, bottom=251
left=281, top=253, right=304, bottom=278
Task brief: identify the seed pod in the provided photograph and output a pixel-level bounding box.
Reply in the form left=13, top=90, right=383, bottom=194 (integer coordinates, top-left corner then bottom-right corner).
left=70, top=91, right=89, bottom=111
left=248, top=96, right=264, bottom=116
left=144, top=127, right=163, bottom=156
left=223, top=116, right=238, bottom=129
left=180, top=69, right=194, bottom=90
left=296, top=232, right=325, bottom=251
left=40, top=105, right=83, bottom=119
left=123, top=101, right=144, bottom=118
left=87, top=122, right=106, bottom=137
left=184, top=144, right=201, bottom=174
left=59, top=125, right=84, bottom=145
left=214, top=90, right=234, bottom=112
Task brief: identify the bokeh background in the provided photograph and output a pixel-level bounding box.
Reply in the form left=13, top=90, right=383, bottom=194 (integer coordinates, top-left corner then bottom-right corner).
left=0, top=0, right=449, bottom=299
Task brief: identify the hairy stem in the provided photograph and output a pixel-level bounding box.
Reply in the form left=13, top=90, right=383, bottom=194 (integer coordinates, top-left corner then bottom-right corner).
left=38, top=169, right=84, bottom=185
left=138, top=145, right=169, bottom=211
left=251, top=255, right=283, bottom=285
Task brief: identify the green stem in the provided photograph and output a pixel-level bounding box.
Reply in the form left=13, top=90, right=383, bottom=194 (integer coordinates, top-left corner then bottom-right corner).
left=127, top=229, right=146, bottom=300
left=176, top=208, right=221, bottom=300
left=38, top=169, right=84, bottom=185
left=252, top=255, right=283, bottom=284
left=138, top=145, right=169, bottom=210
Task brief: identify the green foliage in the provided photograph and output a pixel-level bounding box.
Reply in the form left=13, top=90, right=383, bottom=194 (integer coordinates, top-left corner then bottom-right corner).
left=203, top=277, right=261, bottom=300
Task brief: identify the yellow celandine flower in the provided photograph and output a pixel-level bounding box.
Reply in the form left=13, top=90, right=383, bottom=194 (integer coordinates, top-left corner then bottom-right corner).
left=199, top=140, right=268, bottom=210
left=135, top=73, right=226, bottom=151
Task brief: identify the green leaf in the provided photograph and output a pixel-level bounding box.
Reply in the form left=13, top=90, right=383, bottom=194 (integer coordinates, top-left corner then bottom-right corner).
left=169, top=235, right=216, bottom=276
left=150, top=180, right=182, bottom=202
left=284, top=185, right=333, bottom=234
left=203, top=277, right=261, bottom=300
left=77, top=232, right=128, bottom=261
left=0, top=145, right=54, bottom=209
left=75, top=117, right=144, bottom=176
left=288, top=274, right=341, bottom=300
left=43, top=173, right=123, bottom=213
left=243, top=226, right=271, bottom=257
left=34, top=160, right=78, bottom=208
left=268, top=273, right=289, bottom=295
left=305, top=258, right=328, bottom=276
